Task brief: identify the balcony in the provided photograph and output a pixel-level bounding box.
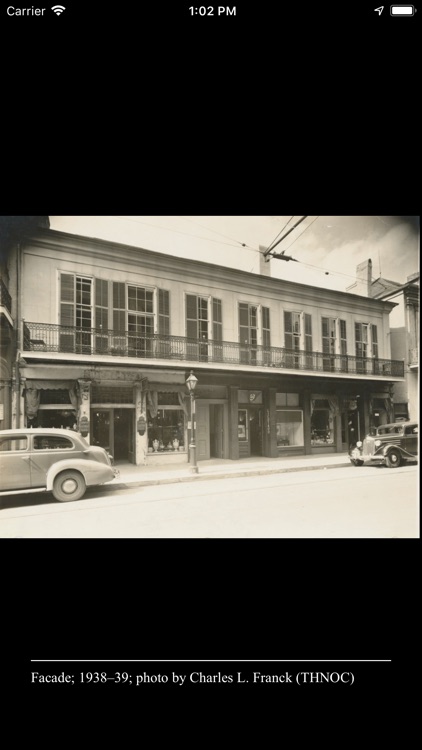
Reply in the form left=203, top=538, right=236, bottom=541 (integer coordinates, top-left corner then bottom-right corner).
left=0, top=278, right=12, bottom=313
left=0, top=278, right=13, bottom=340
left=22, top=321, right=405, bottom=378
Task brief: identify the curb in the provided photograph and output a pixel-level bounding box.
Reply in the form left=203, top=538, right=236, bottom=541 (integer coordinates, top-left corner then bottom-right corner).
left=106, top=460, right=352, bottom=491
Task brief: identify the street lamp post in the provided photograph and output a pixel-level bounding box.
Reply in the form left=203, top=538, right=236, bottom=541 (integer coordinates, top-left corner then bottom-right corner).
left=186, top=370, right=198, bottom=474
left=356, top=395, right=361, bottom=442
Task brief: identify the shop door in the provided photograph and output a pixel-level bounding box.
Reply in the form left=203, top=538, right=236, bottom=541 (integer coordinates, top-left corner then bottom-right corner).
left=92, top=409, right=112, bottom=454
left=196, top=404, right=210, bottom=460
left=250, top=408, right=263, bottom=456
left=210, top=404, right=224, bottom=458
left=113, top=409, right=134, bottom=462
left=92, top=409, right=134, bottom=462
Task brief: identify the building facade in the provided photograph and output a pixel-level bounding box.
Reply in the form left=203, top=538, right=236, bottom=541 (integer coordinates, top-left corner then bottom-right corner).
left=0, top=262, right=14, bottom=430
left=348, top=258, right=419, bottom=422
left=6, top=228, right=405, bottom=465
left=372, top=272, right=419, bottom=422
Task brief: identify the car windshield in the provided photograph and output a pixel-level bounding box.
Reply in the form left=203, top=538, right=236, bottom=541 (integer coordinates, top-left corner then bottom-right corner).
left=377, top=425, right=404, bottom=436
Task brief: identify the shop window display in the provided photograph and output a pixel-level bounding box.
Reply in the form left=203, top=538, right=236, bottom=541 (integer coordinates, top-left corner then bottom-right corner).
left=276, top=410, right=304, bottom=447
left=148, top=409, right=185, bottom=452
left=311, top=400, right=334, bottom=444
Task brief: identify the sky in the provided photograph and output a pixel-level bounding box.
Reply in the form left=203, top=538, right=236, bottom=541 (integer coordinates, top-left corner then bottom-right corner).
left=48, top=216, right=419, bottom=294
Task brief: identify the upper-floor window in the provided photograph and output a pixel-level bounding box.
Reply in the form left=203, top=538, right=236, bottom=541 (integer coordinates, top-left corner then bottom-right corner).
left=321, top=317, right=348, bottom=368
left=186, top=294, right=222, bottom=361
left=187, top=294, right=209, bottom=341
left=60, top=273, right=92, bottom=353
left=340, top=319, right=347, bottom=355
left=239, top=303, right=258, bottom=364
left=59, top=273, right=170, bottom=357
left=113, top=282, right=155, bottom=356
left=284, top=311, right=312, bottom=368
left=239, top=303, right=270, bottom=364
left=355, top=322, right=378, bottom=373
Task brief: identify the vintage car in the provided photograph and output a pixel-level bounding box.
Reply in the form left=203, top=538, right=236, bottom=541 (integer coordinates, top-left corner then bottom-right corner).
left=349, top=420, right=418, bottom=468
left=0, top=428, right=119, bottom=502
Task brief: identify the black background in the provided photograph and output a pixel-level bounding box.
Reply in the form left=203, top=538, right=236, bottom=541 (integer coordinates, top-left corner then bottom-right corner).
left=1, top=0, right=419, bottom=739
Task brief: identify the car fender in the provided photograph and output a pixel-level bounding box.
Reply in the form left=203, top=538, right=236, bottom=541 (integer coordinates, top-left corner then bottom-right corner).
left=381, top=444, right=406, bottom=458
left=46, top=459, right=115, bottom=491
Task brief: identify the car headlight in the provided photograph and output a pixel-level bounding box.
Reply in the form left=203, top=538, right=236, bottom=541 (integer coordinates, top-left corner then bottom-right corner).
left=374, top=440, right=382, bottom=447
left=356, top=441, right=362, bottom=448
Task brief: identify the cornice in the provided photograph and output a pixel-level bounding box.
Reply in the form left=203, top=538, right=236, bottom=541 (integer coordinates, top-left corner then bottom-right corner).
left=22, top=228, right=396, bottom=314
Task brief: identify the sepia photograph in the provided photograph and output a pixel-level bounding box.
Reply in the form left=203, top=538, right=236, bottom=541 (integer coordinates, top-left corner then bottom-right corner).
left=0, top=215, right=419, bottom=538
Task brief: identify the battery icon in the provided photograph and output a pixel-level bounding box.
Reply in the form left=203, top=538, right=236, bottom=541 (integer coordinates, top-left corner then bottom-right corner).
left=390, top=5, right=415, bottom=14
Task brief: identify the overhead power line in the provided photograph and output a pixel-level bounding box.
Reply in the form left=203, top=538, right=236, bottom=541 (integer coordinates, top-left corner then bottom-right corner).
left=264, top=216, right=294, bottom=255
left=263, top=216, right=309, bottom=258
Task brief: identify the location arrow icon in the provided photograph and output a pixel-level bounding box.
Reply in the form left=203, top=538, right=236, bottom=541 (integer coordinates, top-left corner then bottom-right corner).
left=374, top=6, right=384, bottom=13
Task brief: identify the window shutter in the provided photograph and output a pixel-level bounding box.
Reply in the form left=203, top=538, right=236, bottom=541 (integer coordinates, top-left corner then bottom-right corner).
left=355, top=322, right=361, bottom=342
left=158, top=289, right=170, bottom=335
left=284, top=311, right=293, bottom=348
left=212, top=298, right=222, bottom=341
left=95, top=279, right=108, bottom=329
left=113, top=282, right=125, bottom=332
left=60, top=273, right=74, bottom=326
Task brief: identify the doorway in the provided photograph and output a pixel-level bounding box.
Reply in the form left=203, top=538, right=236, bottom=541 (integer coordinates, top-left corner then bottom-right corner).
left=210, top=404, right=224, bottom=458
left=91, top=408, right=134, bottom=462
left=249, top=407, right=263, bottom=456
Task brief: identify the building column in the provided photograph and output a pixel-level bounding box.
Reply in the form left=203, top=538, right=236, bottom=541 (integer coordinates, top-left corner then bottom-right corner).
left=335, top=390, right=343, bottom=453
left=362, top=393, right=370, bottom=440
left=228, top=386, right=239, bottom=460
left=263, top=387, right=278, bottom=457
left=134, top=381, right=147, bottom=466
left=78, top=379, right=91, bottom=442
left=303, top=388, right=311, bottom=454
left=0, top=380, right=11, bottom=429
left=18, top=375, right=25, bottom=427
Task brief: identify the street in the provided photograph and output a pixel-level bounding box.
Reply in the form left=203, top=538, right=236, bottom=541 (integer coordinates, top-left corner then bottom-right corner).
left=0, top=464, right=418, bottom=538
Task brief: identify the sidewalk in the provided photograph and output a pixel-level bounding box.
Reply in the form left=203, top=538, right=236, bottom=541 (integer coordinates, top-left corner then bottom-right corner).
left=111, top=452, right=352, bottom=489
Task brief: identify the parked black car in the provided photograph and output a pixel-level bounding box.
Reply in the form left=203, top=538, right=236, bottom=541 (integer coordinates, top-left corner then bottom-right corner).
left=349, top=420, right=418, bottom=468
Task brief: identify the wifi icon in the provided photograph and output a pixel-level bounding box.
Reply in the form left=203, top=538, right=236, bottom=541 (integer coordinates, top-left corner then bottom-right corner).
left=51, top=5, right=66, bottom=14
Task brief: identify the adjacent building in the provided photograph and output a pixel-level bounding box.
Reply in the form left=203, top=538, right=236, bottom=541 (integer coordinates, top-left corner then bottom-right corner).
left=3, top=227, right=405, bottom=466
left=348, top=258, right=419, bottom=422
left=1, top=217, right=50, bottom=433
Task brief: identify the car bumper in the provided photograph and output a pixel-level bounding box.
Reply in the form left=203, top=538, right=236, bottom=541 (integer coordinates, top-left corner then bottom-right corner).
left=349, top=450, right=385, bottom=466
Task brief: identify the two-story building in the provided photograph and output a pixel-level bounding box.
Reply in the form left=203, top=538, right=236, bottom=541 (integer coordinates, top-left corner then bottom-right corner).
left=8, top=227, right=404, bottom=466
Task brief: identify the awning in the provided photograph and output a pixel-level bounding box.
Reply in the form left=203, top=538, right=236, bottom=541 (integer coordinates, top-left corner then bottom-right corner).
left=24, top=380, right=77, bottom=390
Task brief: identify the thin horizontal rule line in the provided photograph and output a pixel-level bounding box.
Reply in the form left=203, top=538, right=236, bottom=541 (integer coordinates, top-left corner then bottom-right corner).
left=31, top=659, right=392, bottom=663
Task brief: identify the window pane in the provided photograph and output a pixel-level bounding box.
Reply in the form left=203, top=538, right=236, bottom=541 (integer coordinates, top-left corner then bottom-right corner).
left=311, top=409, right=334, bottom=444
left=0, top=437, right=28, bottom=451
left=238, top=409, right=248, bottom=441
left=148, top=409, right=185, bottom=450
left=276, top=410, right=304, bottom=446
left=34, top=436, right=74, bottom=450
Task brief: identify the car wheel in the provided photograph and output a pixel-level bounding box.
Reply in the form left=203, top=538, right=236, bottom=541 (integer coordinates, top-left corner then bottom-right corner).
left=385, top=449, right=401, bottom=469
left=52, top=470, right=86, bottom=502
left=351, top=459, right=364, bottom=466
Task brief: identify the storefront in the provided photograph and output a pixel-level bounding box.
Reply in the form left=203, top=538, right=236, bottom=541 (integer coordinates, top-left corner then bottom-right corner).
left=20, top=369, right=395, bottom=465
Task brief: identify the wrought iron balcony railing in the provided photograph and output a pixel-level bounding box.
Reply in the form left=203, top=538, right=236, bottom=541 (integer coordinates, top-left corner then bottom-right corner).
left=0, top=278, right=12, bottom=314
left=22, top=321, right=405, bottom=377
